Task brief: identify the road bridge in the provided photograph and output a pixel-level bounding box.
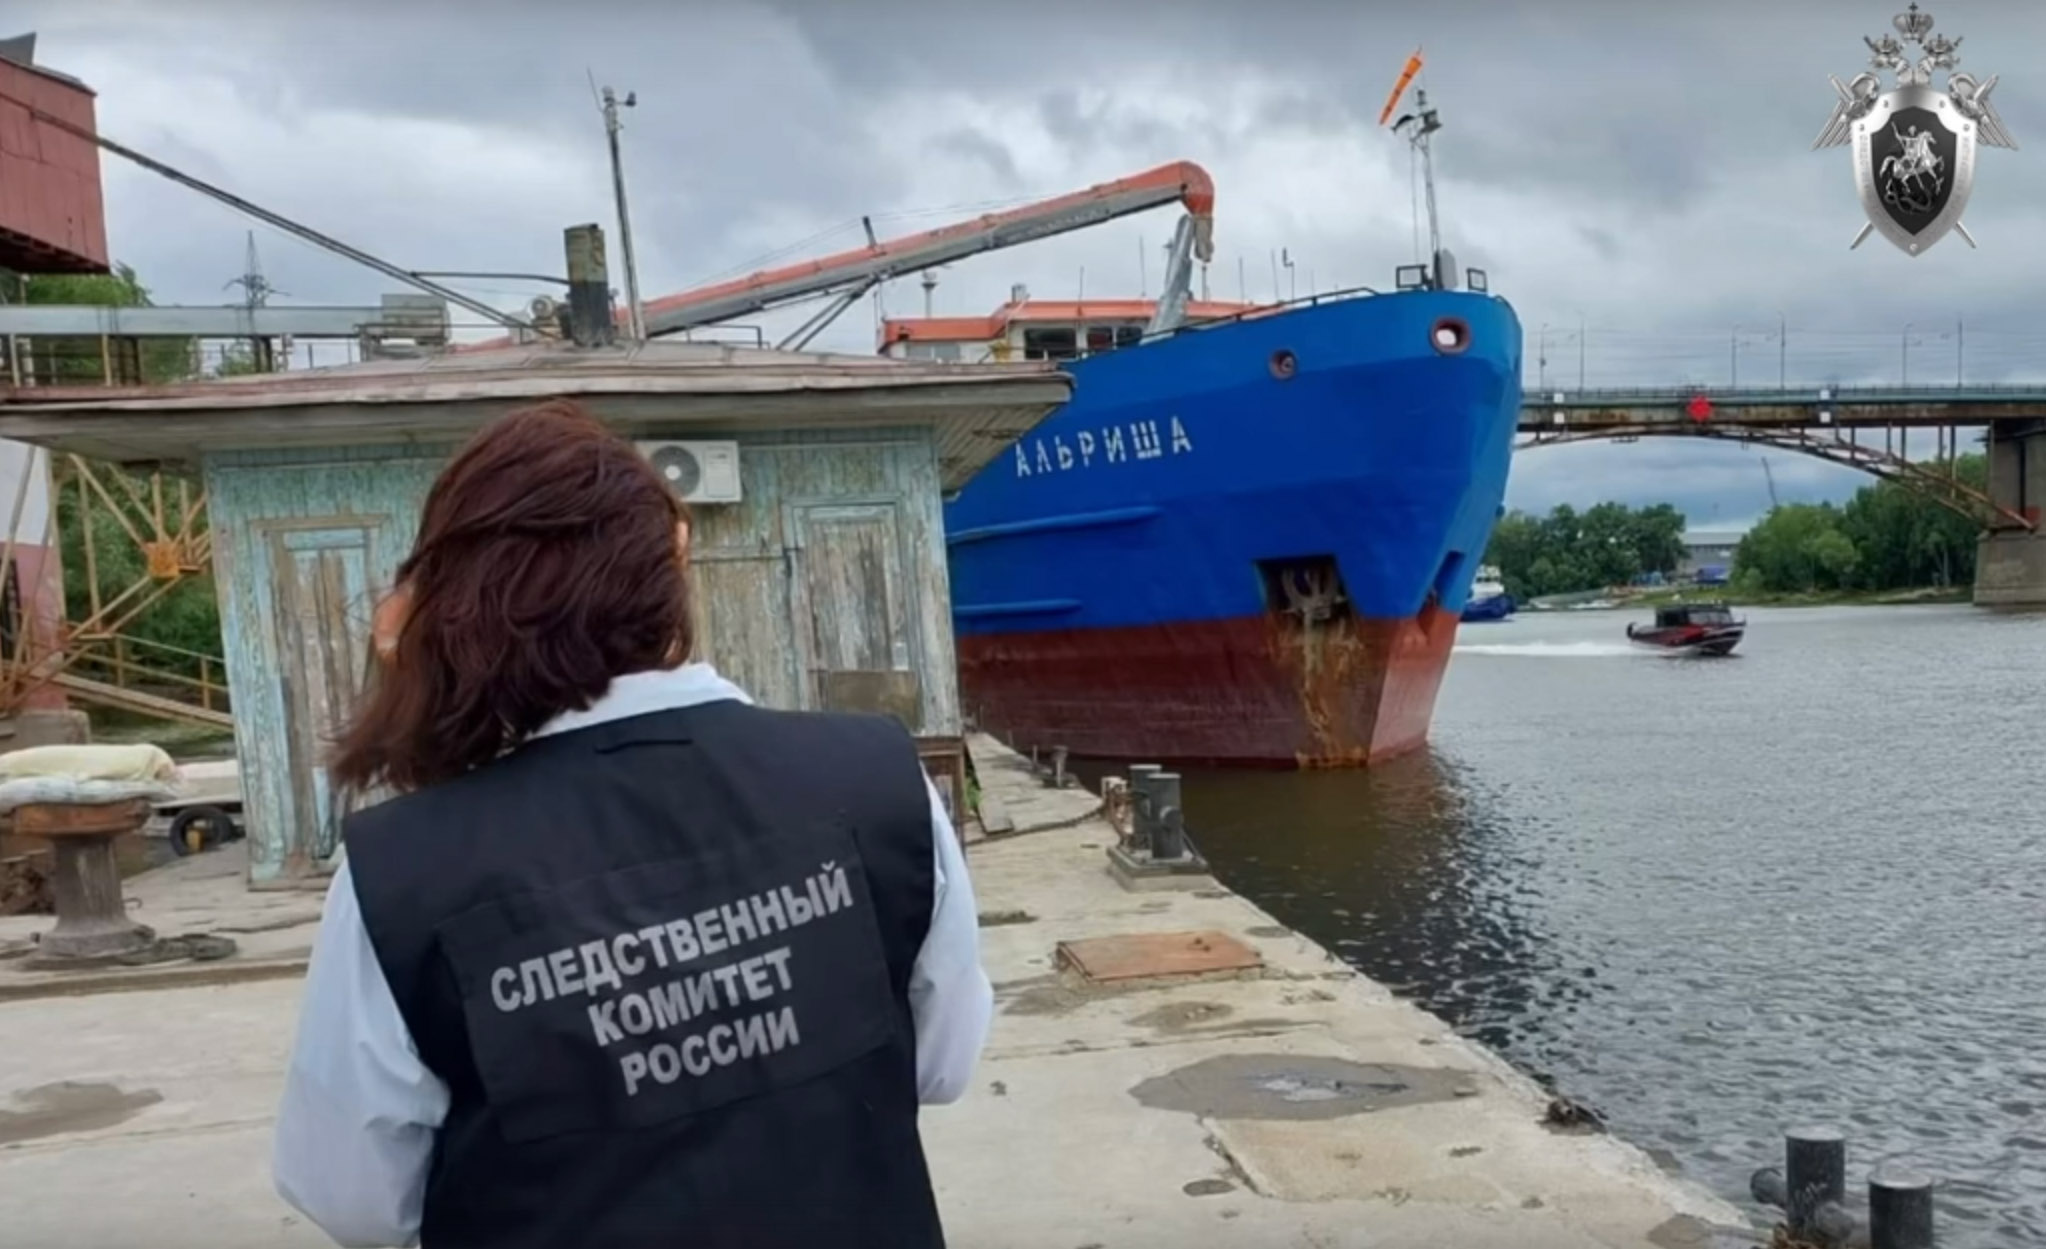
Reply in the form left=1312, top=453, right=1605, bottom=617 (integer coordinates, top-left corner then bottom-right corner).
left=1516, top=385, right=2046, bottom=606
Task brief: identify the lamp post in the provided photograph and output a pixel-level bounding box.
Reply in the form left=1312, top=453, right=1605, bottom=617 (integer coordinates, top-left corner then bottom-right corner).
left=600, top=85, right=646, bottom=342
left=1731, top=323, right=1742, bottom=387
left=1777, top=311, right=1787, bottom=390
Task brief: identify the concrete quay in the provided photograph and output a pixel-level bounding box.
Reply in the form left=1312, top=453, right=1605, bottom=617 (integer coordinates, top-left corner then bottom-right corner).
left=0, top=735, right=1755, bottom=1247
left=0, top=841, right=319, bottom=1002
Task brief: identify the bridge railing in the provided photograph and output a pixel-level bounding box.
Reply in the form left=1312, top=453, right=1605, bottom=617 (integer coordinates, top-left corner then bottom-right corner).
left=1525, top=384, right=2046, bottom=403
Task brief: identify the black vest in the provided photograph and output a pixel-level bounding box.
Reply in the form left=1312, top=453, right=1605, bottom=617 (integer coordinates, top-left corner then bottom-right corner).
left=344, top=700, right=943, bottom=1249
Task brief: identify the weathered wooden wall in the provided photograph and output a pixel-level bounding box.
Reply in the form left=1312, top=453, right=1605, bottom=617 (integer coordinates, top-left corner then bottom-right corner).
left=204, top=426, right=957, bottom=888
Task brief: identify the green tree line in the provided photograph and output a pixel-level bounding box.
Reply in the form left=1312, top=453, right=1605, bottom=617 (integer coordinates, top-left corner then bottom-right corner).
left=1481, top=455, right=1989, bottom=600
left=1483, top=502, right=1688, bottom=599
left=1732, top=453, right=1985, bottom=594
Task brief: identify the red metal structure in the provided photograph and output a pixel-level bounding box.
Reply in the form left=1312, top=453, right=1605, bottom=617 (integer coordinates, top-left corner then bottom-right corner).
left=644, top=161, right=1213, bottom=336
left=464, top=161, right=1216, bottom=351
left=0, top=34, right=108, bottom=275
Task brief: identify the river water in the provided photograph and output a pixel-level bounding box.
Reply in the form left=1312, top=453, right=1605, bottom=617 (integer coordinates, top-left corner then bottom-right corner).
left=1176, top=604, right=2046, bottom=1246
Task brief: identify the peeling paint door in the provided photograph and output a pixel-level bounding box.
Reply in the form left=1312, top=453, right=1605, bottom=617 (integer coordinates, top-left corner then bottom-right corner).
left=690, top=549, right=801, bottom=711
left=788, top=502, right=922, bottom=729
left=267, top=525, right=377, bottom=874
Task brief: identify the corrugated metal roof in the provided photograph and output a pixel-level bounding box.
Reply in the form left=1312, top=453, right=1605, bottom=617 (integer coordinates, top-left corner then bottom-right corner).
left=0, top=339, right=1074, bottom=491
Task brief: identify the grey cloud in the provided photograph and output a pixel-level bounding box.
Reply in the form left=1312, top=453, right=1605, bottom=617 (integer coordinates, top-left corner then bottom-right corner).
left=1250, top=91, right=1359, bottom=138
left=12, top=0, right=2046, bottom=519
left=925, top=130, right=1022, bottom=186
left=1036, top=89, right=1182, bottom=158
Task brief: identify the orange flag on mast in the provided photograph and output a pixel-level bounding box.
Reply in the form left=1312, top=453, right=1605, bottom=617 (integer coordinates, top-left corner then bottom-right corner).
left=1378, top=48, right=1424, bottom=126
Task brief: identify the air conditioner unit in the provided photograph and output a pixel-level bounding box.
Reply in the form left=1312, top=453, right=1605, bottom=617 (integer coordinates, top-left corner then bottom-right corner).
left=636, top=440, right=743, bottom=504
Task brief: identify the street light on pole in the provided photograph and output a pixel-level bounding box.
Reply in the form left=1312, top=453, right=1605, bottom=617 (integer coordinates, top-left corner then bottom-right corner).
left=1538, top=322, right=1550, bottom=391
left=1731, top=323, right=1742, bottom=387
left=1777, top=311, right=1787, bottom=390
left=599, top=84, right=647, bottom=343
left=1577, top=314, right=1586, bottom=390
left=1902, top=321, right=1914, bottom=385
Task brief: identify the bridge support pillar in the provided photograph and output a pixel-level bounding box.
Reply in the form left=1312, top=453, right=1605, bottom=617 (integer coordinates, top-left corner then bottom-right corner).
left=1975, top=421, right=2046, bottom=606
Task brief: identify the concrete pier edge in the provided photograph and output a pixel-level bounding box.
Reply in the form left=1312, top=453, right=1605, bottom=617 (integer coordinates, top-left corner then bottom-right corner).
left=953, top=730, right=1757, bottom=1246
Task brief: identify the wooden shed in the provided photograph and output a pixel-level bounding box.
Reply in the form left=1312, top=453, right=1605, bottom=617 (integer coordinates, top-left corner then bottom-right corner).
left=0, top=341, right=1072, bottom=886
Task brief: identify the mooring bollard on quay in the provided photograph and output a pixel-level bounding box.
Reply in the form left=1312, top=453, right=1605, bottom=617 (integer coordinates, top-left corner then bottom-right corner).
left=1103, top=760, right=1211, bottom=890
left=1749, top=1126, right=1937, bottom=1248
left=0, top=745, right=242, bottom=972
left=1028, top=744, right=1074, bottom=789
left=12, top=798, right=158, bottom=963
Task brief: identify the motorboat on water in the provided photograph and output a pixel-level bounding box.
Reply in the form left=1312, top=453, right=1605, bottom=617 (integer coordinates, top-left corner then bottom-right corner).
left=1461, top=565, right=1515, bottom=622
left=1625, top=601, right=1745, bottom=656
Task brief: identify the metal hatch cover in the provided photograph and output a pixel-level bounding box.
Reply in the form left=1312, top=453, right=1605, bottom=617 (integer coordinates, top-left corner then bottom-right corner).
left=1055, top=930, right=1264, bottom=983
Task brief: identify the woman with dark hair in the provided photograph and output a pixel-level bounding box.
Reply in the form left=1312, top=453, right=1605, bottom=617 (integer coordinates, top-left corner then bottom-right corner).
left=272, top=399, right=992, bottom=1249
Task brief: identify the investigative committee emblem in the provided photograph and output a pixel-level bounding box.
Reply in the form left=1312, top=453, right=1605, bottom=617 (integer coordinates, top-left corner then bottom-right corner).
left=1812, top=3, right=2017, bottom=255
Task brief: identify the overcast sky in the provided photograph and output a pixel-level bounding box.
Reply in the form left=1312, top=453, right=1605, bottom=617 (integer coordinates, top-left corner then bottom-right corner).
left=14, top=0, right=2046, bottom=528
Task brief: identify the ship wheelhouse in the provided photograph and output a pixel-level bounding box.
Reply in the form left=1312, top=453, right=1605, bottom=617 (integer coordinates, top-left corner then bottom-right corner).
left=878, top=289, right=1258, bottom=365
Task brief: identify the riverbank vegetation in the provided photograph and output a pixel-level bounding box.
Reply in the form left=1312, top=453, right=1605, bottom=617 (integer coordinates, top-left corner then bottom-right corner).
left=1487, top=454, right=1987, bottom=604
left=1482, top=503, right=1687, bottom=600
left=1730, top=455, right=1985, bottom=596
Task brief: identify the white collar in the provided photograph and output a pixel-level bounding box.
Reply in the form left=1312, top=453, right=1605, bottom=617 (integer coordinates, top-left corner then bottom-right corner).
left=529, top=663, right=754, bottom=740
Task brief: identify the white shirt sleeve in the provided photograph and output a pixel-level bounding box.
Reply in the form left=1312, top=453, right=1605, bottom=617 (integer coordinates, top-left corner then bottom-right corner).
left=273, top=860, right=450, bottom=1249
left=907, top=778, right=994, bottom=1104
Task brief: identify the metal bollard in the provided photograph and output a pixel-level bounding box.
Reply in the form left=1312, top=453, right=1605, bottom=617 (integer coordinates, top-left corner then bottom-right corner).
left=1751, top=1167, right=1789, bottom=1210
left=1787, top=1127, right=1849, bottom=1242
left=15, top=800, right=157, bottom=961
left=1149, top=771, right=1188, bottom=860
left=1869, top=1163, right=1935, bottom=1249
left=1126, top=765, right=1161, bottom=854
left=1050, top=746, right=1070, bottom=789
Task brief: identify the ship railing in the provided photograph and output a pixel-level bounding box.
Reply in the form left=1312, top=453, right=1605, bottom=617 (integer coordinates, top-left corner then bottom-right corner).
left=1146, top=282, right=1513, bottom=347
left=1157, top=284, right=1380, bottom=343
left=964, top=283, right=1513, bottom=365
left=989, top=285, right=1387, bottom=363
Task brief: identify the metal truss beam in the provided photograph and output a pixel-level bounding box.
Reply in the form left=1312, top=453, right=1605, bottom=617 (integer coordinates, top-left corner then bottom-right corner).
left=1516, top=423, right=2034, bottom=532
left=1519, top=385, right=2046, bottom=432
left=0, top=300, right=450, bottom=341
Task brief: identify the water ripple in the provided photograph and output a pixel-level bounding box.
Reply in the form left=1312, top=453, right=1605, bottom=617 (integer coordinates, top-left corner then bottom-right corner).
left=1180, top=605, right=2046, bottom=1248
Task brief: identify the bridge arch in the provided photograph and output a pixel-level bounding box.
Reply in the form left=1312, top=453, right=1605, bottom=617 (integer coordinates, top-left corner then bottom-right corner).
left=1514, top=423, right=2033, bottom=532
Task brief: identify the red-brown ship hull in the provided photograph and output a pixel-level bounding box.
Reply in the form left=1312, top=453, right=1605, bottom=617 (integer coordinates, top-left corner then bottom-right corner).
left=957, top=605, right=1462, bottom=768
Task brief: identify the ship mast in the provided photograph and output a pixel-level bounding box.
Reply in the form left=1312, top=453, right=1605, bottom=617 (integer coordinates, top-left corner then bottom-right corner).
left=1406, top=88, right=1444, bottom=265
left=1383, top=51, right=1460, bottom=290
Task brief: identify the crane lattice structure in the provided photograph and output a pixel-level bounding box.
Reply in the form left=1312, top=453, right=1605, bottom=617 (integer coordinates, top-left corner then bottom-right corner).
left=0, top=445, right=227, bottom=728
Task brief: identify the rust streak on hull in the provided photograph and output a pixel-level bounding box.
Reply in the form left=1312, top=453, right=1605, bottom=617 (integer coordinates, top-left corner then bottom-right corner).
left=957, top=605, right=1462, bottom=769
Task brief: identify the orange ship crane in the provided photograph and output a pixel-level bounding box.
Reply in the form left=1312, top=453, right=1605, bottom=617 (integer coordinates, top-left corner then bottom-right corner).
left=640, top=161, right=1216, bottom=348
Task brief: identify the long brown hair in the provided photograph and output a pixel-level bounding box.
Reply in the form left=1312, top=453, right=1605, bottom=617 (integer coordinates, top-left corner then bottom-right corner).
left=330, top=399, right=693, bottom=793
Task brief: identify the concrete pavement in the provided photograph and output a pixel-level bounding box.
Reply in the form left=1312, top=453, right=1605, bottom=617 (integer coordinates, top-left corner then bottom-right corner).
left=0, top=736, right=1758, bottom=1247
left=0, top=841, right=319, bottom=1002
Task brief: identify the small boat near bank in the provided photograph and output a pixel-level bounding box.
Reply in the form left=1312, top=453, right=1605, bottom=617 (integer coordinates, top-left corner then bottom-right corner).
left=1461, top=565, right=1515, bottom=622
left=1625, top=602, right=1745, bottom=656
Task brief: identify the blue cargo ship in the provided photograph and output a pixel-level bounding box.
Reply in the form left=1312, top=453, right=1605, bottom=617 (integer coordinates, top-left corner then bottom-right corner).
left=883, top=284, right=1523, bottom=765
